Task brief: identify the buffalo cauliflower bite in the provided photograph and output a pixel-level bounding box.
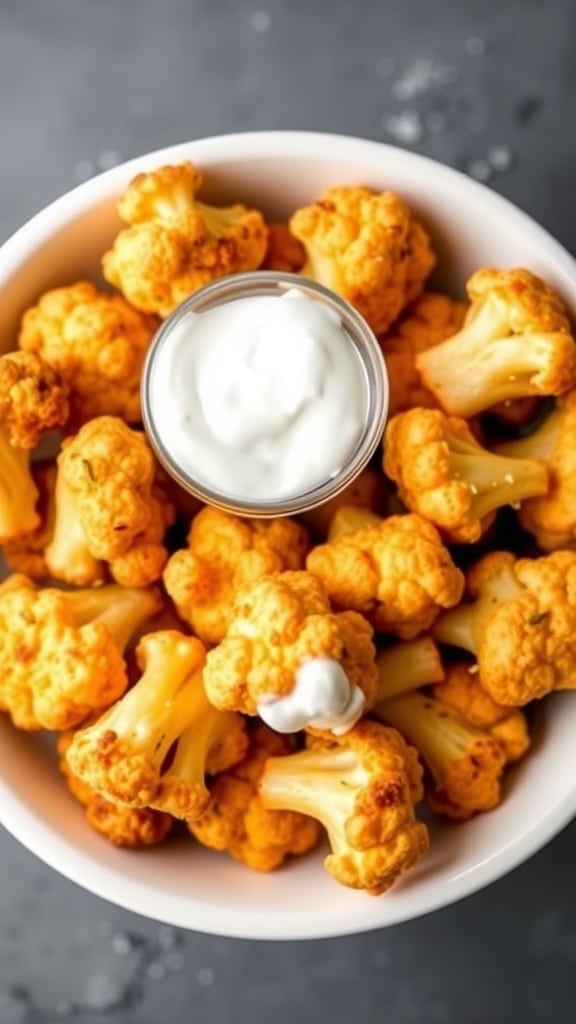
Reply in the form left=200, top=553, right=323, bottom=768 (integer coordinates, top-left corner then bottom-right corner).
left=163, top=506, right=310, bottom=645
left=101, top=162, right=268, bottom=316
left=0, top=352, right=69, bottom=542
left=495, top=391, right=576, bottom=551
left=416, top=268, right=576, bottom=417
left=377, top=691, right=506, bottom=820
left=4, top=462, right=57, bottom=581
left=289, top=185, right=436, bottom=334
left=262, top=222, right=306, bottom=273
left=203, top=570, right=378, bottom=733
left=431, top=663, right=530, bottom=764
left=0, top=579, right=160, bottom=731
left=18, top=281, right=158, bottom=424
left=376, top=636, right=445, bottom=702
left=380, top=292, right=467, bottom=417
left=383, top=407, right=549, bottom=543
left=109, top=479, right=176, bottom=589
left=65, top=630, right=247, bottom=819
left=189, top=724, right=321, bottom=871
left=433, top=550, right=576, bottom=705
left=306, top=511, right=464, bottom=638
left=259, top=720, right=429, bottom=895
left=57, top=733, right=173, bottom=849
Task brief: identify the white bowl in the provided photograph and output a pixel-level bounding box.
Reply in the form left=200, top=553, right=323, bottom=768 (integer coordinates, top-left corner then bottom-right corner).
left=1, top=131, right=576, bottom=941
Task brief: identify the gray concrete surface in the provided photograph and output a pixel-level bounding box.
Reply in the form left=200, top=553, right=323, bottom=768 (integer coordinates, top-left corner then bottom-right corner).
left=1, top=0, right=576, bottom=1020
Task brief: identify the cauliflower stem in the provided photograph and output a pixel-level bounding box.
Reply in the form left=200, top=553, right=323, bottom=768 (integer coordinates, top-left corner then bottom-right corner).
left=376, top=637, right=444, bottom=702
left=65, top=584, right=162, bottom=654
left=433, top=561, right=524, bottom=654
left=0, top=432, right=39, bottom=541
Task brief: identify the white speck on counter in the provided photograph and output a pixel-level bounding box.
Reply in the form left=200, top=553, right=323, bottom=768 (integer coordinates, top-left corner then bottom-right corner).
left=197, top=967, right=216, bottom=987
left=382, top=109, right=424, bottom=144
left=467, top=158, right=493, bottom=182
left=488, top=144, right=514, bottom=172
left=147, top=962, right=167, bottom=982
left=466, top=36, right=487, bottom=57
left=250, top=9, right=271, bottom=32
left=111, top=932, right=135, bottom=957
left=165, top=951, right=185, bottom=973
left=97, top=149, right=121, bottom=170
left=74, top=159, right=95, bottom=182
left=55, top=1001, right=74, bottom=1016
left=157, top=926, right=180, bottom=951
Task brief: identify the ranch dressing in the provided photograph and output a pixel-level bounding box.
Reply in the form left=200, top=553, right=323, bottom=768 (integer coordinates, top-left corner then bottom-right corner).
left=257, top=657, right=366, bottom=735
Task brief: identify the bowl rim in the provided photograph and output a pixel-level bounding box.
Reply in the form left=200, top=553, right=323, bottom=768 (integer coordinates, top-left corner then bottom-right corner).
left=1, top=129, right=576, bottom=940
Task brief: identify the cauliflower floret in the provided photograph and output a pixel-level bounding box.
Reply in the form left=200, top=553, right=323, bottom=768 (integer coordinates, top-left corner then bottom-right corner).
left=101, top=162, right=268, bottom=316
left=261, top=222, right=306, bottom=273
left=495, top=391, right=576, bottom=551
left=380, top=292, right=467, bottom=417
left=0, top=352, right=69, bottom=542
left=189, top=724, right=320, bottom=872
left=109, top=478, right=176, bottom=589
left=306, top=511, right=464, bottom=638
left=416, top=268, right=576, bottom=417
left=433, top=549, right=576, bottom=705
left=0, top=580, right=161, bottom=730
left=4, top=462, right=57, bottom=581
left=163, top=507, right=310, bottom=645
left=259, top=720, right=429, bottom=895
left=203, top=570, right=378, bottom=731
left=289, top=185, right=436, bottom=334
left=377, top=691, right=506, bottom=820
left=431, top=663, right=530, bottom=764
left=57, top=732, right=173, bottom=849
left=18, top=281, right=158, bottom=424
left=65, top=630, right=247, bottom=819
left=376, top=636, right=445, bottom=702
left=383, top=407, right=549, bottom=543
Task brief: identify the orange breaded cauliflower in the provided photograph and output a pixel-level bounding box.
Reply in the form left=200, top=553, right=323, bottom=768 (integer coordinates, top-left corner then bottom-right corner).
left=416, top=268, right=576, bottom=417
left=259, top=720, right=429, bottom=895
left=163, top=506, right=310, bottom=645
left=57, top=733, right=173, bottom=849
left=18, top=281, right=158, bottom=424
left=203, top=571, right=378, bottom=732
left=383, top=407, right=549, bottom=543
left=261, top=222, right=306, bottom=273
left=289, top=185, right=436, bottom=334
left=306, top=511, right=464, bottom=638
left=433, top=550, right=576, bottom=705
left=101, top=162, right=268, bottom=316
left=109, top=478, right=176, bottom=589
left=4, top=462, right=57, bottom=581
left=45, top=417, right=158, bottom=586
left=189, top=724, right=320, bottom=871
left=380, top=292, right=467, bottom=417
left=377, top=691, right=506, bottom=820
left=66, top=630, right=247, bottom=819
left=0, top=579, right=160, bottom=731
left=375, top=636, right=445, bottom=702
left=431, top=663, right=530, bottom=764
left=0, top=351, right=69, bottom=542
left=495, top=391, right=576, bottom=551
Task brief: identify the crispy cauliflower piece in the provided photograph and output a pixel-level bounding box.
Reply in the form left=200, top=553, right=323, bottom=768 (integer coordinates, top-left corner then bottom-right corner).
left=383, top=407, right=549, bottom=543
left=163, top=507, right=310, bottom=645
left=57, top=732, right=173, bottom=848
left=189, top=724, right=320, bottom=871
left=0, top=580, right=160, bottom=730
left=380, top=292, right=467, bottom=417
left=306, top=511, right=464, bottom=638
left=18, top=281, right=158, bottom=424
left=433, top=549, right=576, bottom=705
left=4, top=462, right=57, bottom=581
left=495, top=391, right=576, bottom=551
left=416, top=268, right=576, bottom=417
left=203, top=570, right=378, bottom=732
left=432, top=663, right=530, bottom=764
left=289, top=185, right=436, bottom=334
left=65, top=630, right=247, bottom=819
left=109, top=479, right=176, bottom=589
left=300, top=469, right=389, bottom=540
left=262, top=222, right=306, bottom=273
left=101, top=162, right=268, bottom=316
left=377, top=691, right=506, bottom=820
left=259, top=720, right=429, bottom=895
left=376, top=636, right=445, bottom=702
left=0, top=352, right=69, bottom=542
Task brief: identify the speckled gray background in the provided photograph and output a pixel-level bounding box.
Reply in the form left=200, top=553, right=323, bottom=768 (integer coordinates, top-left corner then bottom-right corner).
left=1, top=0, right=576, bottom=1020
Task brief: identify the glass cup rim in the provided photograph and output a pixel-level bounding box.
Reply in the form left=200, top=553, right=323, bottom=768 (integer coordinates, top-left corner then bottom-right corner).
left=140, top=270, right=390, bottom=518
